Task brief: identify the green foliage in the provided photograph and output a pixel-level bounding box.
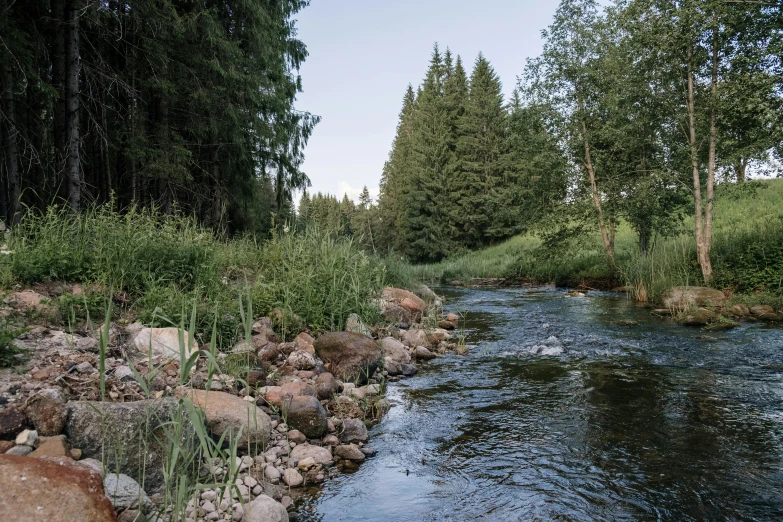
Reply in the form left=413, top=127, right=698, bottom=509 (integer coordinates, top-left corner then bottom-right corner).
left=0, top=317, right=28, bottom=368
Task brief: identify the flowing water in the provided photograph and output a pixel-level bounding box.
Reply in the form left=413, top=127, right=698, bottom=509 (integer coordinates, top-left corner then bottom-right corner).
left=296, top=287, right=783, bottom=521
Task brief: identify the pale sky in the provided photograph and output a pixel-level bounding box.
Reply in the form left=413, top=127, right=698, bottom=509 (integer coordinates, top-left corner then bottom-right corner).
left=293, top=1, right=563, bottom=203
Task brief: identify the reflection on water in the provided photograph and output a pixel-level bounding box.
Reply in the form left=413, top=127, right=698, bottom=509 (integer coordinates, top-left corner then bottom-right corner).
left=297, top=287, right=783, bottom=521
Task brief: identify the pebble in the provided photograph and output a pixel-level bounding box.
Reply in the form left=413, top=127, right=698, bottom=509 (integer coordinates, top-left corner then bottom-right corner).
left=15, top=429, right=37, bottom=446
left=202, top=500, right=216, bottom=513
left=201, top=490, right=217, bottom=502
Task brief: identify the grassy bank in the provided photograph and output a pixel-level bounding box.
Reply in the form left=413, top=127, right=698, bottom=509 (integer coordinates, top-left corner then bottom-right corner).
left=404, top=179, right=783, bottom=306
left=0, top=205, right=391, bottom=347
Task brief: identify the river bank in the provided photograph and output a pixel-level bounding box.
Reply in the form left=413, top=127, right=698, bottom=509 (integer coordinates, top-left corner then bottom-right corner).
left=296, top=286, right=783, bottom=521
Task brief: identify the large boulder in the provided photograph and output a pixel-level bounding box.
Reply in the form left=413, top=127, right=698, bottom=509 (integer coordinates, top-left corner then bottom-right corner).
left=313, top=332, right=381, bottom=384
left=132, top=327, right=199, bottom=361
left=380, top=337, right=410, bottom=363
left=242, top=494, right=289, bottom=522
left=289, top=444, right=332, bottom=466
left=0, top=454, right=117, bottom=521
left=661, top=286, right=726, bottom=311
left=750, top=305, right=779, bottom=321
left=26, top=388, right=68, bottom=436
left=66, top=398, right=196, bottom=493
left=178, top=389, right=271, bottom=454
left=282, top=396, right=328, bottom=439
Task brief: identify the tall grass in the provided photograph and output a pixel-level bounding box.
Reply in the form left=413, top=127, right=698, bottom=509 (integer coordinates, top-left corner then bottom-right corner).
left=398, top=179, right=783, bottom=304
left=0, top=204, right=389, bottom=345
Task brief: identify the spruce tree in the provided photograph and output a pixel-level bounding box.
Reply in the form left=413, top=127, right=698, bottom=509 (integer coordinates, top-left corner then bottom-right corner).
left=405, top=44, right=456, bottom=262
left=453, top=54, right=509, bottom=247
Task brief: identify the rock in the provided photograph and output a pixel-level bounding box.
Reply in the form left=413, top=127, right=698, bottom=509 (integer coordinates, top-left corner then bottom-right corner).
left=71, top=448, right=82, bottom=460
left=682, top=308, right=718, bottom=326
left=314, top=372, right=337, bottom=400
left=661, top=286, right=726, bottom=311
left=26, top=388, right=68, bottom=436
left=382, top=288, right=426, bottom=317
left=414, top=346, right=436, bottom=360
left=381, top=306, right=411, bottom=325
left=282, top=396, right=328, bottom=439
left=286, top=429, right=306, bottom=444
left=256, top=342, right=280, bottom=363
left=29, top=434, right=71, bottom=458
left=322, top=434, right=339, bottom=446
left=242, top=494, right=289, bottom=522
left=334, top=444, right=365, bottom=462
left=281, top=496, right=294, bottom=510
left=104, top=472, right=153, bottom=511
left=287, top=350, right=316, bottom=370
left=75, top=361, right=96, bottom=374
left=293, top=332, right=315, bottom=350
left=0, top=440, right=13, bottom=453
left=113, top=366, right=136, bottom=382
left=400, top=297, right=425, bottom=316
left=339, top=418, right=368, bottom=444
left=345, top=314, right=371, bottom=337
left=401, top=363, right=418, bottom=376
left=6, top=444, right=33, bottom=456
left=132, top=327, right=199, bottom=361
left=264, top=465, right=281, bottom=483
left=66, top=398, right=196, bottom=492
left=15, top=428, right=37, bottom=446
left=750, top=305, right=779, bottom=321
left=297, top=456, right=316, bottom=470
left=728, top=304, right=751, bottom=317
left=9, top=290, right=49, bottom=311
left=446, top=313, right=459, bottom=324
left=426, top=328, right=452, bottom=344
left=384, top=357, right=402, bottom=376
left=380, top=337, right=410, bottom=363
left=0, top=454, right=116, bottom=521
left=177, top=389, right=271, bottom=454
left=313, top=332, right=382, bottom=384
left=402, top=328, right=429, bottom=349
left=282, top=468, right=303, bottom=487
left=266, top=381, right=315, bottom=406
left=289, top=444, right=333, bottom=466
left=247, top=370, right=267, bottom=388
left=437, top=320, right=456, bottom=330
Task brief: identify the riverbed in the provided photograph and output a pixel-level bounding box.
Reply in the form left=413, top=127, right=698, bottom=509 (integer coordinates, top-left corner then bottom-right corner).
left=297, top=286, right=783, bottom=521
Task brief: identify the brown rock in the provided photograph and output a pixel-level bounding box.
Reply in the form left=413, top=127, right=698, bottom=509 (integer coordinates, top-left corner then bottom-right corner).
left=282, top=396, right=328, bottom=439
left=446, top=313, right=459, bottom=324
left=0, top=406, right=26, bottom=439
left=750, top=305, right=778, bottom=320
left=682, top=308, right=717, bottom=326
left=247, top=370, right=267, bottom=388
left=314, top=372, right=338, bottom=400
left=26, top=388, right=68, bottom=436
left=0, top=454, right=116, bottom=521
left=29, top=434, right=71, bottom=459
left=438, top=320, right=456, bottom=330
left=287, top=429, right=307, bottom=444
left=294, top=332, right=315, bottom=350
left=661, top=286, right=726, bottom=310
left=334, top=444, right=365, bottom=462
left=728, top=304, right=751, bottom=317
left=71, top=448, right=83, bottom=460
left=382, top=305, right=412, bottom=325
left=0, top=440, right=14, bottom=453
left=177, top=389, right=271, bottom=454
left=256, top=342, right=281, bottom=363
left=400, top=297, right=425, bottom=315
left=313, top=332, right=382, bottom=384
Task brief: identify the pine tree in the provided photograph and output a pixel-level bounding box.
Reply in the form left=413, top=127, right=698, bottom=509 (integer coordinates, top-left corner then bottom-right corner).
left=453, top=54, right=509, bottom=247
left=378, top=86, right=417, bottom=254
left=405, top=44, right=456, bottom=262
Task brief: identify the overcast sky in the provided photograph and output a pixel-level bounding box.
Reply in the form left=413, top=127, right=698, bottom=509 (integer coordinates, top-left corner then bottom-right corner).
left=293, top=1, right=562, bottom=203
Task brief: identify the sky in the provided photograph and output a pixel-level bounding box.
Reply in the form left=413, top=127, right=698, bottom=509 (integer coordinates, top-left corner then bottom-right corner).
left=293, top=1, right=562, bottom=203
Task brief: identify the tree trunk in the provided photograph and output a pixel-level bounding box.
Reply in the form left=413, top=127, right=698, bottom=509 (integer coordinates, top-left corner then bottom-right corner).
left=52, top=0, right=67, bottom=201
left=686, top=45, right=712, bottom=284
left=1, top=58, right=20, bottom=225
left=579, top=115, right=614, bottom=265
left=735, top=158, right=747, bottom=183
left=704, top=22, right=718, bottom=282
left=63, top=0, right=81, bottom=211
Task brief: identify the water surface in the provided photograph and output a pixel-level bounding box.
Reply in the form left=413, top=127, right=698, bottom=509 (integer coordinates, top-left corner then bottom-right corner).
left=297, top=287, right=783, bottom=521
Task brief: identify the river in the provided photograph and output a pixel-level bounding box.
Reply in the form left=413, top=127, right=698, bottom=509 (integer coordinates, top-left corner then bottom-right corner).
left=296, top=286, right=783, bottom=521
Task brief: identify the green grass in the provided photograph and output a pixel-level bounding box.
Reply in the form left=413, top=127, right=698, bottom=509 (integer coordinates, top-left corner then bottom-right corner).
left=402, top=179, right=783, bottom=306
left=0, top=205, right=389, bottom=346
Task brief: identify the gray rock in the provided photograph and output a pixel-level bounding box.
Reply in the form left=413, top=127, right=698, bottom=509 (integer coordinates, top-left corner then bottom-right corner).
left=333, top=444, right=365, bottom=462
left=289, top=443, right=333, bottom=466
left=414, top=346, right=436, bottom=360
left=281, top=396, right=328, bottom=439
left=344, top=314, right=371, bottom=337
left=401, top=363, right=418, bottom=376
left=103, top=473, right=153, bottom=511
left=113, top=366, right=136, bottom=382
left=66, top=398, right=196, bottom=493
left=15, top=429, right=37, bottom=446
left=313, top=332, right=381, bottom=384
left=6, top=444, right=33, bottom=456
left=286, top=350, right=315, bottom=371
left=380, top=337, right=410, bottom=363
left=75, top=361, right=96, bottom=374
left=339, top=418, right=368, bottom=444
left=314, top=372, right=337, bottom=401
left=242, top=494, right=289, bottom=522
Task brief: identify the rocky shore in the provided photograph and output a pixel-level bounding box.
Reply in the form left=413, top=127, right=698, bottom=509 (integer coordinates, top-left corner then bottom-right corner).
left=0, top=286, right=462, bottom=521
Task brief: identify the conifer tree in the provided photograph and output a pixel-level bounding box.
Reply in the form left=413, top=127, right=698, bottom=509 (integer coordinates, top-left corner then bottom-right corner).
left=453, top=54, right=509, bottom=247
left=405, top=44, right=456, bottom=262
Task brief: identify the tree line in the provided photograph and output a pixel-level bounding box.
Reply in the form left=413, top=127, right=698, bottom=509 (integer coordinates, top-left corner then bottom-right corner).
left=0, top=0, right=317, bottom=236
left=307, top=0, right=782, bottom=283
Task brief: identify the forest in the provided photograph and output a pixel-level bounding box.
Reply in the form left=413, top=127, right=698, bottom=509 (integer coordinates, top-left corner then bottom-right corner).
left=0, top=0, right=317, bottom=236
left=300, top=0, right=783, bottom=290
